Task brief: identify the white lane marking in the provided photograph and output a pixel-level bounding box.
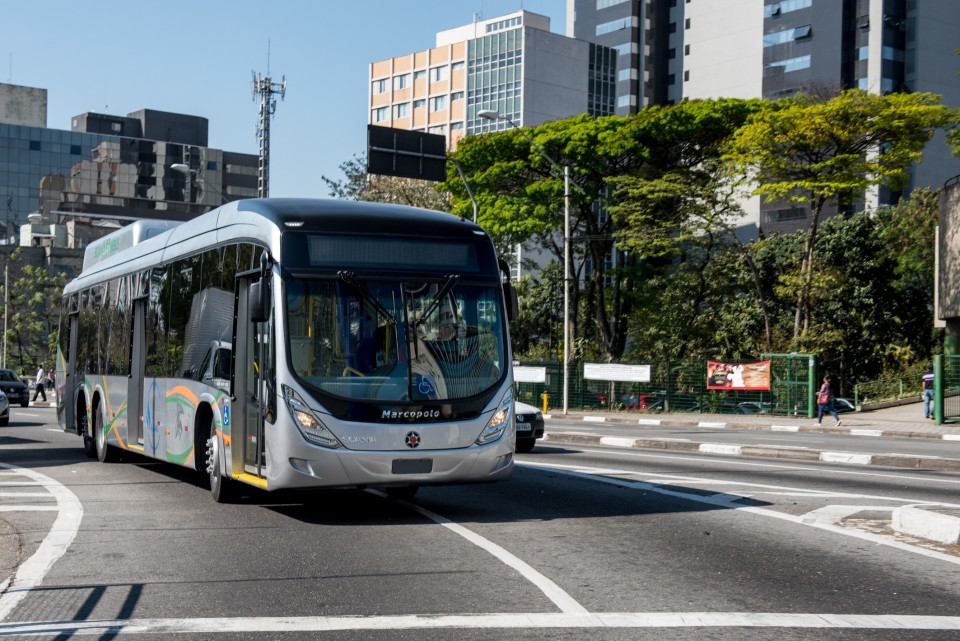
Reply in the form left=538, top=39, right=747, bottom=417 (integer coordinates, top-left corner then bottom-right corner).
left=369, top=490, right=588, bottom=615
left=821, top=452, right=872, bottom=465
left=801, top=505, right=893, bottom=526
left=943, top=434, right=960, bottom=441
left=524, top=462, right=960, bottom=566
left=583, top=416, right=607, bottom=423
left=637, top=419, right=661, bottom=425
left=698, top=422, right=726, bottom=428
left=0, top=463, right=83, bottom=622
left=0, top=493, right=52, bottom=498
left=1, top=612, right=958, bottom=635
left=699, top=444, right=741, bottom=455
left=599, top=437, right=638, bottom=448
left=850, top=429, right=883, bottom=437
left=771, top=425, right=800, bottom=432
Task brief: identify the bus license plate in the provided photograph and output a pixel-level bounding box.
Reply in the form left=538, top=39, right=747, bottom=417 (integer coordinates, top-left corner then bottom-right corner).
left=392, top=459, right=433, bottom=474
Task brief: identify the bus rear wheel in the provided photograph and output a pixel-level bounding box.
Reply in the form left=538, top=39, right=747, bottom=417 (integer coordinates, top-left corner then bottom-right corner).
left=95, top=409, right=120, bottom=463
left=80, top=412, right=96, bottom=458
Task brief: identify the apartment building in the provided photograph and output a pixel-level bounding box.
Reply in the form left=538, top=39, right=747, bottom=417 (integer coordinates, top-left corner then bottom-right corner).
left=570, top=0, right=960, bottom=235
left=0, top=82, right=258, bottom=245
left=368, top=10, right=617, bottom=151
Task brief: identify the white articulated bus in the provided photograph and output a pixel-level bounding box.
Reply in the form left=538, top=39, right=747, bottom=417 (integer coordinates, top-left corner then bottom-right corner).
left=56, top=199, right=518, bottom=501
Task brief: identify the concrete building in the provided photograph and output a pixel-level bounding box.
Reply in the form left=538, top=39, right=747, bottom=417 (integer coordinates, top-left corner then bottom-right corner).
left=0, top=82, right=259, bottom=270
left=569, top=0, right=960, bottom=236
left=368, top=10, right=617, bottom=150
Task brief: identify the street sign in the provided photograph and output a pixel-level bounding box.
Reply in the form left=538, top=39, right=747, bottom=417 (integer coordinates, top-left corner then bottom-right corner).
left=367, top=125, right=447, bottom=182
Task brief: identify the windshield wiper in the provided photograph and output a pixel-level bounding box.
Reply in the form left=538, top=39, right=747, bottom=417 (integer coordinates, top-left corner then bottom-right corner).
left=411, top=274, right=460, bottom=331
left=337, top=271, right=397, bottom=326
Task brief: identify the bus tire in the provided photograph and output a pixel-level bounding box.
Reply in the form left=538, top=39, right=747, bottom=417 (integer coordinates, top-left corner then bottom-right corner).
left=207, top=435, right=235, bottom=503
left=95, top=407, right=120, bottom=463
left=80, top=410, right=96, bottom=458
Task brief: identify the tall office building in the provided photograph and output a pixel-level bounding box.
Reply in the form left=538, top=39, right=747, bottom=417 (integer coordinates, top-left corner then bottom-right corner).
left=570, top=0, right=960, bottom=235
left=369, top=10, right=617, bottom=151
left=0, top=82, right=259, bottom=243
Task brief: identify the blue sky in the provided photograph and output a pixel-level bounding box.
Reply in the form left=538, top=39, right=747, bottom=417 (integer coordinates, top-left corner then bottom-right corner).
left=4, top=0, right=566, bottom=198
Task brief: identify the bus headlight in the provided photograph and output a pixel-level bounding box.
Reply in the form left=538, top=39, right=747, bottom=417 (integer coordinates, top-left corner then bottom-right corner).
left=283, top=386, right=342, bottom=449
left=476, top=395, right=512, bottom=445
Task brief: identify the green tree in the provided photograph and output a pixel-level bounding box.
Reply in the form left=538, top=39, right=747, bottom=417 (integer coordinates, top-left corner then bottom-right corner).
left=322, top=153, right=451, bottom=211
left=726, top=89, right=957, bottom=342
left=1, top=250, right=68, bottom=373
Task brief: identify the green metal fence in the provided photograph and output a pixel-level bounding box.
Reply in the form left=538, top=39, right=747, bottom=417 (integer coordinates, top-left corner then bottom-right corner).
left=513, top=354, right=816, bottom=417
left=941, top=354, right=960, bottom=424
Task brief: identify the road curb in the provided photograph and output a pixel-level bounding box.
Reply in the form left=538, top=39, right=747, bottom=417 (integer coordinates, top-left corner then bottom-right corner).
left=541, top=431, right=960, bottom=472
left=544, top=413, right=960, bottom=441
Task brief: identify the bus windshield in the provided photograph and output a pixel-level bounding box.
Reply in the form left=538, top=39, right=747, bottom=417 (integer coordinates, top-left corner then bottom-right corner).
left=285, top=275, right=505, bottom=403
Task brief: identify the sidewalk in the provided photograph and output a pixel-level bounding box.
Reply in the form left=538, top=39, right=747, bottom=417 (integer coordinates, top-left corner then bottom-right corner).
left=539, top=401, right=960, bottom=546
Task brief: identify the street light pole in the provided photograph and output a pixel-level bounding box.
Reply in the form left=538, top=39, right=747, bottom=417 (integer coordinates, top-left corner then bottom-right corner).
left=477, top=109, right=572, bottom=414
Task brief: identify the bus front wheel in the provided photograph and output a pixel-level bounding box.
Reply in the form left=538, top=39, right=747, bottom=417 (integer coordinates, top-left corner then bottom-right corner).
left=207, top=436, right=236, bottom=503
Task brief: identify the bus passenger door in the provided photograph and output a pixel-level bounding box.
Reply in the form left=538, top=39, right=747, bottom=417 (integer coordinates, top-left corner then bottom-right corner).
left=62, top=313, right=78, bottom=433
left=234, top=273, right=272, bottom=479
left=128, top=298, right=146, bottom=445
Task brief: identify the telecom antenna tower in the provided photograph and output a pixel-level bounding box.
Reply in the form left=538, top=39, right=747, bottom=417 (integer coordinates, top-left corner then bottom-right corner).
left=252, top=71, right=286, bottom=198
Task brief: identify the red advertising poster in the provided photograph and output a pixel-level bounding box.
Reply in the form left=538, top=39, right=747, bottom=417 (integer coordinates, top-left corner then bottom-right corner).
left=706, top=360, right=771, bottom=391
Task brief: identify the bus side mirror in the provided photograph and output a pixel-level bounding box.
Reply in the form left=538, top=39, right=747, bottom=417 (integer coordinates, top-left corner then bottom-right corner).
left=248, top=279, right=270, bottom=323
left=504, top=282, right=519, bottom=321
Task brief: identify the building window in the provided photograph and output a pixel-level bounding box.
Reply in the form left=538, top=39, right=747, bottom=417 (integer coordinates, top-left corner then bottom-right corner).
left=685, top=18, right=691, bottom=29
left=596, top=17, right=632, bottom=36
left=597, top=0, right=629, bottom=8
left=684, top=70, right=690, bottom=81
left=764, top=54, right=811, bottom=74
left=668, top=22, right=677, bottom=33
left=764, top=0, right=811, bottom=18
left=684, top=44, right=690, bottom=55
left=668, top=48, right=676, bottom=59
left=414, top=70, right=426, bottom=80
left=451, top=121, right=464, bottom=131
left=430, top=96, right=447, bottom=112
left=393, top=103, right=410, bottom=118
left=414, top=99, right=426, bottom=109
left=431, top=66, right=449, bottom=82
left=393, top=74, right=410, bottom=90
left=372, top=106, right=388, bottom=122
left=451, top=61, right=465, bottom=71
left=372, top=78, right=388, bottom=94
left=451, top=91, right=465, bottom=101
left=29, top=140, right=41, bottom=151
left=763, top=24, right=811, bottom=47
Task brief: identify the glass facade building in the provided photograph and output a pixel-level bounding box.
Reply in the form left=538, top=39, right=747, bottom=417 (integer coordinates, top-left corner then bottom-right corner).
left=0, top=102, right=258, bottom=234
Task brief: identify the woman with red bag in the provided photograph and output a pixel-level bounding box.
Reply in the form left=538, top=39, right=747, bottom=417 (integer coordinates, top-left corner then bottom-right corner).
left=816, top=374, right=841, bottom=427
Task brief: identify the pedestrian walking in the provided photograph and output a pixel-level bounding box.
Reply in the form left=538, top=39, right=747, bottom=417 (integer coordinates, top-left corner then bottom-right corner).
left=32, top=364, right=47, bottom=403
left=922, top=367, right=935, bottom=419
left=816, top=374, right=841, bottom=427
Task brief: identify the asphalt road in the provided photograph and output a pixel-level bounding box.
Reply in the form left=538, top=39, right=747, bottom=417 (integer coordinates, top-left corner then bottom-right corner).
left=1, top=407, right=959, bottom=640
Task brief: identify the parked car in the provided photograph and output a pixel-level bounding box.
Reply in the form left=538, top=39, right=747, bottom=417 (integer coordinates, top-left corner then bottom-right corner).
left=620, top=393, right=660, bottom=409
left=0, top=389, right=8, bottom=425
left=0, top=369, right=29, bottom=407
left=514, top=401, right=545, bottom=453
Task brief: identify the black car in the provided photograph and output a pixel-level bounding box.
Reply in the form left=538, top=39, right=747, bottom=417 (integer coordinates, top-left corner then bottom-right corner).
left=0, top=369, right=29, bottom=407
left=514, top=401, right=545, bottom=453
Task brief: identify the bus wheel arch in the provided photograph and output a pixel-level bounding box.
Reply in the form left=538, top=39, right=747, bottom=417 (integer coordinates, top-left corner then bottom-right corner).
left=194, top=403, right=214, bottom=473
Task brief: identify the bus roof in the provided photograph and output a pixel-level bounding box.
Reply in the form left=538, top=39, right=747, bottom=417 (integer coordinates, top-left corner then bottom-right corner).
left=64, top=198, right=487, bottom=294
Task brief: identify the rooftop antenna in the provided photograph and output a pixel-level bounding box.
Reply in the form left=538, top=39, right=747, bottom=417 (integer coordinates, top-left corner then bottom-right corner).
left=252, top=39, right=286, bottom=199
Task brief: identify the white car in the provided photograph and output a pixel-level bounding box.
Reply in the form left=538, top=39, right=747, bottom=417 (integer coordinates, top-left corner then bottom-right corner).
left=0, top=389, right=9, bottom=426
left=514, top=401, right=545, bottom=453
